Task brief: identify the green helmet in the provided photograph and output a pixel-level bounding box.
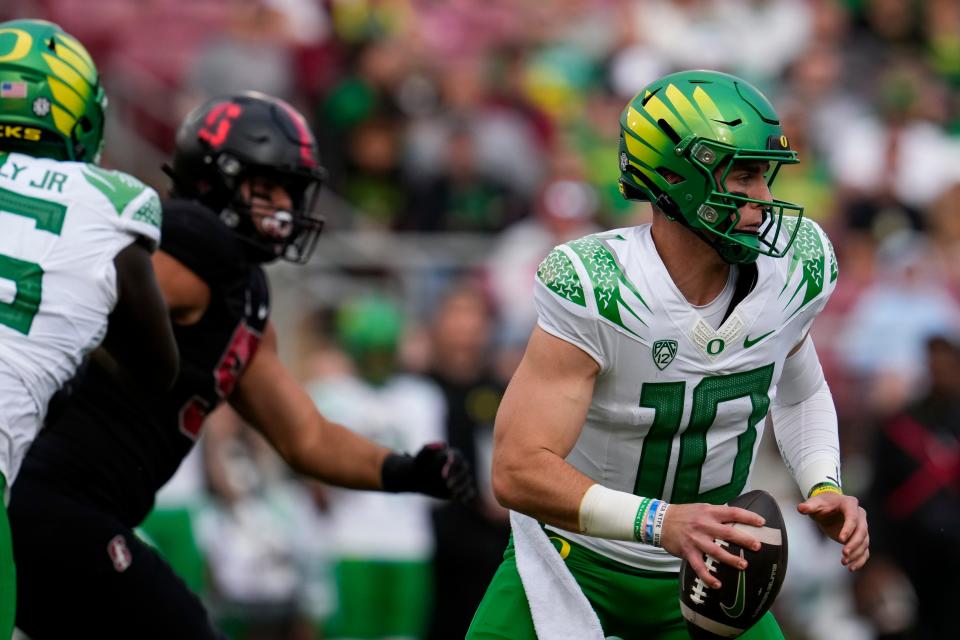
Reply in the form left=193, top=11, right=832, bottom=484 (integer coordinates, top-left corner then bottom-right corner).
left=0, top=19, right=105, bottom=163
left=336, top=295, right=404, bottom=384
left=618, top=70, right=802, bottom=264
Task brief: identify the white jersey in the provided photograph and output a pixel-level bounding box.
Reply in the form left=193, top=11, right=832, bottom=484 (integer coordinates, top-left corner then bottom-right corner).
left=308, top=373, right=446, bottom=560
left=0, top=151, right=161, bottom=482
left=535, top=220, right=837, bottom=571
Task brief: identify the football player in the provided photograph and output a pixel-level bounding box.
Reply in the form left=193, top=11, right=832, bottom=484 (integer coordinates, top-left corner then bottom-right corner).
left=0, top=19, right=177, bottom=638
left=310, top=295, right=447, bottom=639
left=466, top=70, right=869, bottom=639
left=8, top=91, right=473, bottom=639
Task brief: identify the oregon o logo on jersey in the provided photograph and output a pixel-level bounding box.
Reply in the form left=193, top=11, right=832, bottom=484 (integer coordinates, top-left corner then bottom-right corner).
left=652, top=340, right=677, bottom=370
left=706, top=338, right=725, bottom=355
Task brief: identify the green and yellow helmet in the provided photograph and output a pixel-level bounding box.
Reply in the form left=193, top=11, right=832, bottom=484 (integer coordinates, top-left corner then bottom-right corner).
left=618, top=70, right=802, bottom=264
left=0, top=19, right=105, bottom=163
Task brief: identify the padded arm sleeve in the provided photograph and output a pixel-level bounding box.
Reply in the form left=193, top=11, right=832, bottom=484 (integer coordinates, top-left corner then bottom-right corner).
left=771, top=337, right=842, bottom=498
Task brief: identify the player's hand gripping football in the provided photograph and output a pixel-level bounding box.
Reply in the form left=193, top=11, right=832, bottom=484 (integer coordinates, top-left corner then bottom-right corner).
left=381, top=442, right=477, bottom=504
left=798, top=492, right=870, bottom=571
left=660, top=503, right=765, bottom=589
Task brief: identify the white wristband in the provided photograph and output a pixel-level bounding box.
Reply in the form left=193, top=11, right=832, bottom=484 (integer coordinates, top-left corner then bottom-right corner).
left=652, top=501, right=669, bottom=547
left=578, top=484, right=656, bottom=543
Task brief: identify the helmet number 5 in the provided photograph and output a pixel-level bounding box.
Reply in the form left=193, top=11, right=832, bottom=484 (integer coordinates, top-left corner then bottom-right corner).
left=0, top=187, right=67, bottom=334
left=197, top=102, right=242, bottom=149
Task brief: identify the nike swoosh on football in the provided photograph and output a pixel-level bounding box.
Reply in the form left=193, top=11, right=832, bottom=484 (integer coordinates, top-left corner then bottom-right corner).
left=743, top=330, right=775, bottom=349
left=720, top=553, right=746, bottom=619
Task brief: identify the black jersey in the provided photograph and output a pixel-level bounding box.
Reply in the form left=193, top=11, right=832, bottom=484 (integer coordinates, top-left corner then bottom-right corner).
left=20, top=199, right=270, bottom=526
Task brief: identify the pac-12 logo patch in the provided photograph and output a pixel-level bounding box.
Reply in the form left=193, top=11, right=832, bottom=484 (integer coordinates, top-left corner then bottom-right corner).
left=107, top=535, right=132, bottom=573
left=652, top=339, right=678, bottom=370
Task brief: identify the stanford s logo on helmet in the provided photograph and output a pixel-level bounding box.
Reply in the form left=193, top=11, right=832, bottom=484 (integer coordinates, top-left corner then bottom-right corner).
left=618, top=70, right=803, bottom=264
left=168, top=91, right=326, bottom=264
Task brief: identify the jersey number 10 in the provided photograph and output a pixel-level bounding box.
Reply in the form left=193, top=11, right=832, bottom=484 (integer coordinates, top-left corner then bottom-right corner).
left=0, top=187, right=67, bottom=334
left=635, top=364, right=774, bottom=505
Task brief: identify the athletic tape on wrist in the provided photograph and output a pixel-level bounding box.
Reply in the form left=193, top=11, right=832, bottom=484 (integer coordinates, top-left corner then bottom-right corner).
left=579, top=484, right=645, bottom=542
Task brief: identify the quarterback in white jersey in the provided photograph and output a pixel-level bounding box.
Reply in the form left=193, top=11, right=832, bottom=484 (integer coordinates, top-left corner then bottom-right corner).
left=468, top=70, right=869, bottom=640
left=535, top=217, right=836, bottom=572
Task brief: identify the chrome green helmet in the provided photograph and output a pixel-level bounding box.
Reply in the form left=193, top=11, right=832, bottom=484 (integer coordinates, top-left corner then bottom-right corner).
left=0, top=19, right=105, bottom=163
left=618, top=70, right=802, bottom=264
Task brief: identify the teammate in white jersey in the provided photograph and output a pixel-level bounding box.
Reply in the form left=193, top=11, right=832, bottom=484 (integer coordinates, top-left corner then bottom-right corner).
left=467, top=70, right=869, bottom=640
left=0, top=19, right=178, bottom=637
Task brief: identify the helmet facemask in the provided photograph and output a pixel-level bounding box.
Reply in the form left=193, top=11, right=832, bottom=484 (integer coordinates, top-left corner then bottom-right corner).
left=219, top=162, right=326, bottom=265
left=675, top=137, right=802, bottom=264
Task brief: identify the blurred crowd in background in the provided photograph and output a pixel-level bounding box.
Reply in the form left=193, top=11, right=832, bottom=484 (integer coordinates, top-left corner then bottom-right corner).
left=4, top=1, right=960, bottom=639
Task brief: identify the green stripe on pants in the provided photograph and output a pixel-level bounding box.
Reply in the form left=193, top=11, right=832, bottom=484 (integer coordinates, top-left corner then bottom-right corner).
left=467, top=534, right=784, bottom=640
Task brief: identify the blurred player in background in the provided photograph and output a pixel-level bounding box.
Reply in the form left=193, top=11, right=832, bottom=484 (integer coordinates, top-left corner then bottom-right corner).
left=467, top=70, right=869, bottom=639
left=0, top=18, right=178, bottom=638
left=859, top=334, right=960, bottom=639
left=309, top=295, right=445, bottom=640
left=8, top=90, right=473, bottom=639
left=425, top=284, right=509, bottom=640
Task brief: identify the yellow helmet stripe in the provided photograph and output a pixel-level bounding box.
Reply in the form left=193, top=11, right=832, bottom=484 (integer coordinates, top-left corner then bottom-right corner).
left=50, top=103, right=77, bottom=137
left=665, top=83, right=712, bottom=131
left=42, top=53, right=91, bottom=101
left=624, top=131, right=663, bottom=168
left=642, top=93, right=689, bottom=137
left=53, top=33, right=97, bottom=86
left=624, top=105, right=671, bottom=151
left=48, top=76, right=86, bottom=120
left=691, top=87, right=723, bottom=122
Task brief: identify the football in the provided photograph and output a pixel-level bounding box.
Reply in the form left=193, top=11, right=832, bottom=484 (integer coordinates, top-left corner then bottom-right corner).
left=678, top=490, right=788, bottom=639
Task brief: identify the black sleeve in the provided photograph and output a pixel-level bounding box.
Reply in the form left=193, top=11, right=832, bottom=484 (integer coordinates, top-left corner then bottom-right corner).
left=160, top=199, right=246, bottom=284
left=102, top=239, right=179, bottom=392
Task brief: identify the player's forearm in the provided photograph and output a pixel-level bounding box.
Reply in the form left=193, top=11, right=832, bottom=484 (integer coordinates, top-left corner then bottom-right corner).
left=287, top=416, right=391, bottom=490
left=492, top=445, right=594, bottom=532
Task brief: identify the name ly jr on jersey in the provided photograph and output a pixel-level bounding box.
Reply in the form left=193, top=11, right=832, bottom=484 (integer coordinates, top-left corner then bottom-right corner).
left=0, top=160, right=69, bottom=193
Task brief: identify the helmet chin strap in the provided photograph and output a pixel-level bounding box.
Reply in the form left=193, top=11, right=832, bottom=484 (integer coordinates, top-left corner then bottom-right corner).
left=691, top=223, right=756, bottom=265
left=657, top=192, right=757, bottom=265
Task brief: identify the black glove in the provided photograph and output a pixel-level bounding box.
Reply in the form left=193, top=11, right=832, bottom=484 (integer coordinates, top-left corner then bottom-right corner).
left=381, top=442, right=476, bottom=504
